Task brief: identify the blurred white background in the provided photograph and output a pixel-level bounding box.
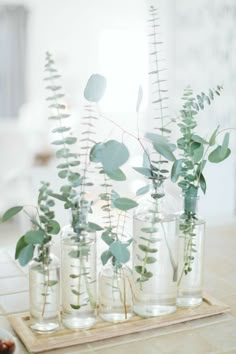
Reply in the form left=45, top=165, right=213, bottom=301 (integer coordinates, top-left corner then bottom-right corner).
left=0, top=0, right=235, bottom=228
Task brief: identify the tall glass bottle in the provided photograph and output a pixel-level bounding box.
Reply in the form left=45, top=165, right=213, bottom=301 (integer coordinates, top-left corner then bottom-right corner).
left=29, top=243, right=60, bottom=333
left=177, top=194, right=205, bottom=307
left=61, top=223, right=97, bottom=329
left=133, top=186, right=178, bottom=317
left=98, top=260, right=133, bottom=322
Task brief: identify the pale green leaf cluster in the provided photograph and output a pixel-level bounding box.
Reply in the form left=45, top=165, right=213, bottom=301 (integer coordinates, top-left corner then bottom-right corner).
left=170, top=86, right=231, bottom=201
left=90, top=140, right=137, bottom=266
left=45, top=52, right=106, bottom=235
left=1, top=181, right=60, bottom=266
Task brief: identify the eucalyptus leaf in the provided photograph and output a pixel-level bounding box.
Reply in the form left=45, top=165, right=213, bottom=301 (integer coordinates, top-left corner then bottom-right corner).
left=113, top=198, right=138, bottom=211
left=133, top=167, right=152, bottom=177
left=15, top=235, right=28, bottom=260
left=101, top=250, right=112, bottom=265
left=199, top=173, right=207, bottom=194
left=109, top=241, right=130, bottom=264
left=111, top=190, right=120, bottom=201
left=89, top=143, right=105, bottom=163
left=136, top=185, right=150, bottom=196
left=138, top=244, right=158, bottom=253
left=68, top=173, right=81, bottom=186
left=135, top=265, right=146, bottom=274
left=52, top=126, right=71, bottom=133
left=101, top=140, right=129, bottom=172
left=2, top=206, right=23, bottom=223
left=64, top=137, right=77, bottom=145
left=49, top=193, right=67, bottom=202
left=171, top=159, right=183, bottom=183
left=208, top=146, right=231, bottom=163
left=84, top=74, right=107, bottom=102
left=153, top=142, right=176, bottom=161
left=70, top=304, right=81, bottom=310
left=58, top=170, right=68, bottom=178
left=209, top=126, right=220, bottom=146
left=221, top=132, right=230, bottom=157
left=193, top=144, right=204, bottom=163
left=191, top=134, right=208, bottom=144
left=105, top=168, right=126, bottom=181
left=87, top=222, right=103, bottom=231
left=24, top=230, right=45, bottom=244
left=197, top=160, right=207, bottom=175
left=101, top=230, right=114, bottom=245
left=18, top=244, right=34, bottom=266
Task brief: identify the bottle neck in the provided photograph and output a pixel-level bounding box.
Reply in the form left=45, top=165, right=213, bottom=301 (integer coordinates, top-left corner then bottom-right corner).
left=182, top=194, right=199, bottom=216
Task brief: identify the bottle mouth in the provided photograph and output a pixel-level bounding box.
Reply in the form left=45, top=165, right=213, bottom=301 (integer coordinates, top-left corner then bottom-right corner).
left=183, top=196, right=198, bottom=215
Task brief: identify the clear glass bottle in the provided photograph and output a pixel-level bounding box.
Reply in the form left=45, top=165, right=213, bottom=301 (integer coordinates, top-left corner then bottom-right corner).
left=29, top=243, right=60, bottom=333
left=61, top=225, right=97, bottom=329
left=177, top=194, right=205, bottom=307
left=132, top=186, right=179, bottom=317
left=98, top=260, right=133, bottom=322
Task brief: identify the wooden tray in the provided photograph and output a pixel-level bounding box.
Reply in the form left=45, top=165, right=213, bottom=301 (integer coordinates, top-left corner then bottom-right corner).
left=8, top=294, right=230, bottom=353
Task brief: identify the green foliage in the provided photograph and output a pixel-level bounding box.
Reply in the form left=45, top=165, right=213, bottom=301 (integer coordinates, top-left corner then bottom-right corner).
left=90, top=138, right=136, bottom=266
left=1, top=206, right=23, bottom=223
left=87, top=222, right=103, bottom=232
left=44, top=52, right=104, bottom=235
left=146, top=133, right=176, bottom=162
left=171, top=85, right=231, bottom=199
left=172, top=85, right=231, bottom=280
left=133, top=5, right=177, bottom=288
left=3, top=181, right=61, bottom=266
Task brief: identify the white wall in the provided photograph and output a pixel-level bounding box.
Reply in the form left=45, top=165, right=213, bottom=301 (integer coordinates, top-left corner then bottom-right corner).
left=1, top=0, right=236, bottom=221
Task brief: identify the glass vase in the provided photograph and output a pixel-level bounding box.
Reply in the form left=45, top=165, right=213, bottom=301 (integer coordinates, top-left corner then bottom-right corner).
left=29, top=244, right=60, bottom=333
left=177, top=194, right=205, bottom=308
left=133, top=187, right=178, bottom=317
left=61, top=225, right=97, bottom=329
left=98, top=261, right=133, bottom=322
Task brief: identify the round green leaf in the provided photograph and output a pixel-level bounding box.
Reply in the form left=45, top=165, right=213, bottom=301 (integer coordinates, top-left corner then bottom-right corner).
left=109, top=241, right=130, bottom=264
left=90, top=140, right=129, bottom=172
left=102, top=140, right=129, bottom=172
left=84, top=74, right=107, bottom=102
